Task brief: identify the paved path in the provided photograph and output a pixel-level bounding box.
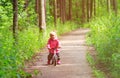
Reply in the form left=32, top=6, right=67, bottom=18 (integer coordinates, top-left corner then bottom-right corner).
left=25, top=28, right=95, bottom=78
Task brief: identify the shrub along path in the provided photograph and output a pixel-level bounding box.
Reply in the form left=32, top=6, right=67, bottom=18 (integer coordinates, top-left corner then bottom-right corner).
left=25, top=28, right=95, bottom=78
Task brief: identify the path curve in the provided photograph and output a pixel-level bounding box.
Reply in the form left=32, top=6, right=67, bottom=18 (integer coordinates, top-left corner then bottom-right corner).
left=25, top=28, right=95, bottom=78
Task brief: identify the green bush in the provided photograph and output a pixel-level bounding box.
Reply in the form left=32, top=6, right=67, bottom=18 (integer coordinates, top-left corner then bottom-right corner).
left=87, top=14, right=120, bottom=78
left=0, top=20, right=80, bottom=77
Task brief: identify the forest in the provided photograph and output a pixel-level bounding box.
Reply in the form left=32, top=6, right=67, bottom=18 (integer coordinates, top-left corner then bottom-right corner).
left=0, top=0, right=120, bottom=78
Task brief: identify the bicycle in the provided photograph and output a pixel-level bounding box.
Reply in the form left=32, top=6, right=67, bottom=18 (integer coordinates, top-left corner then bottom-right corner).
left=51, top=48, right=57, bottom=66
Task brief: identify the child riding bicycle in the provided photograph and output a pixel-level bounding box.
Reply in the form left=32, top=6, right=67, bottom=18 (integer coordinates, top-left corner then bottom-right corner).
left=47, top=31, right=61, bottom=65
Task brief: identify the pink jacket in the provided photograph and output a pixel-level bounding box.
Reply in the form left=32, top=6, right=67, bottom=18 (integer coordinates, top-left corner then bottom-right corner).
left=47, top=38, right=61, bottom=53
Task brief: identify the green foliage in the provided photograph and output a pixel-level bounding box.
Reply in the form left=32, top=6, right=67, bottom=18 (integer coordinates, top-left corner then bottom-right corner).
left=87, top=14, right=120, bottom=78
left=87, top=53, right=106, bottom=78
left=18, top=0, right=37, bottom=30
left=0, top=1, right=12, bottom=28
left=57, top=20, right=79, bottom=35
left=86, top=53, right=95, bottom=66
left=93, top=69, right=105, bottom=78
left=0, top=1, right=41, bottom=77
left=0, top=22, right=79, bottom=77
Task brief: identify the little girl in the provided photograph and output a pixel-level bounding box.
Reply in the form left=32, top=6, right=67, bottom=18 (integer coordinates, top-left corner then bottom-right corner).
left=47, top=31, right=61, bottom=65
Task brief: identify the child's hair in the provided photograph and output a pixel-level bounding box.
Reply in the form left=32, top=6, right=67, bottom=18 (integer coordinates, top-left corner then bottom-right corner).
left=50, top=31, right=57, bottom=38
left=50, top=31, right=56, bottom=36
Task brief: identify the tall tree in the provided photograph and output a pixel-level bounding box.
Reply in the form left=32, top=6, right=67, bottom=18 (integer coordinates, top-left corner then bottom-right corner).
left=86, top=0, right=90, bottom=22
left=107, top=0, right=111, bottom=13
left=37, top=0, right=46, bottom=32
left=59, top=0, right=62, bottom=22
left=93, top=0, right=96, bottom=16
left=68, top=0, right=72, bottom=20
left=75, top=1, right=79, bottom=18
left=112, top=0, right=117, bottom=15
left=54, top=0, right=57, bottom=26
left=13, top=0, right=18, bottom=44
left=90, top=0, right=93, bottom=19
left=62, top=0, right=66, bottom=23
left=59, top=0, right=66, bottom=23
left=35, top=0, right=38, bottom=13
left=81, top=0, right=86, bottom=23
left=57, top=0, right=60, bottom=18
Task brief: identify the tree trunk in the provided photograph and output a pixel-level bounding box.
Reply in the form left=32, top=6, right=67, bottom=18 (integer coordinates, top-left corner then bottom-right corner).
left=86, top=0, right=90, bottom=22
left=68, top=0, right=72, bottom=20
left=54, top=0, right=57, bottom=26
left=57, top=0, right=60, bottom=18
left=112, top=0, right=117, bottom=15
left=81, top=0, right=86, bottom=23
left=90, top=0, right=93, bottom=19
left=49, top=0, right=54, bottom=16
left=63, top=0, right=66, bottom=23
left=13, top=0, right=18, bottom=44
left=76, top=2, right=79, bottom=18
left=61, top=0, right=64, bottom=23
left=93, top=0, right=96, bottom=16
left=35, top=0, right=39, bottom=13
left=60, top=0, right=66, bottom=23
left=107, top=0, right=111, bottom=13
left=59, top=0, right=62, bottom=22
left=38, top=0, right=46, bottom=32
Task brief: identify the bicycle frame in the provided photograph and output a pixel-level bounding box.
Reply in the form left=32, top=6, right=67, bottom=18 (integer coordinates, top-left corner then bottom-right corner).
left=51, top=49, right=57, bottom=66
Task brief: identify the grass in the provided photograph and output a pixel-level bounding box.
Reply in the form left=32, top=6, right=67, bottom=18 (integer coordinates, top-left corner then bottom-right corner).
left=86, top=52, right=106, bottom=78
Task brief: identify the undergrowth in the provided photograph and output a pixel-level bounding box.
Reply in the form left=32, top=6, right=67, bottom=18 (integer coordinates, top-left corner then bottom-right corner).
left=0, top=20, right=80, bottom=77
left=86, top=14, right=120, bottom=78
